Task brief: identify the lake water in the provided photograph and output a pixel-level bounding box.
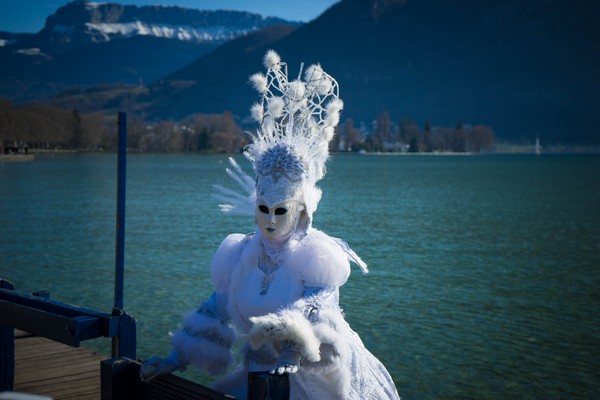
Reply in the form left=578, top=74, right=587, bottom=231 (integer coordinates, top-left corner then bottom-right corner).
left=1, top=153, right=599, bottom=399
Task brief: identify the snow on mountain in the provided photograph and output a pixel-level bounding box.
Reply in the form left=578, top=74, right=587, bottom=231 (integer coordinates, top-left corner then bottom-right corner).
left=82, top=21, right=257, bottom=43
left=15, top=48, right=46, bottom=56
left=35, top=1, right=300, bottom=49
left=0, top=32, right=26, bottom=48
left=85, top=2, right=107, bottom=9
left=0, top=1, right=301, bottom=103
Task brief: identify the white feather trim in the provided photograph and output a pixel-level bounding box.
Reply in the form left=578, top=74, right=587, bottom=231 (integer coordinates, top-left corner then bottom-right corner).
left=264, top=49, right=281, bottom=69
left=249, top=73, right=268, bottom=93
left=246, top=309, right=321, bottom=362
left=262, top=117, right=275, bottom=136
left=316, top=77, right=333, bottom=95
left=325, top=99, right=344, bottom=128
left=180, top=311, right=234, bottom=343
left=325, top=112, right=340, bottom=128
left=250, top=102, right=264, bottom=122
left=212, top=158, right=256, bottom=216
left=302, top=185, right=322, bottom=217
left=309, top=309, right=353, bottom=395
left=170, top=311, right=237, bottom=375
left=287, top=80, right=306, bottom=102
left=268, top=96, right=284, bottom=118
left=171, top=330, right=234, bottom=375
left=304, top=63, right=324, bottom=83
left=323, top=126, right=335, bottom=141
left=326, top=98, right=344, bottom=115
left=225, top=158, right=255, bottom=193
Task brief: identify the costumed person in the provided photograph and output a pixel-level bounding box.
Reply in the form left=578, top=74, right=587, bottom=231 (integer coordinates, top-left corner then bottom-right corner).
left=140, top=50, right=400, bottom=399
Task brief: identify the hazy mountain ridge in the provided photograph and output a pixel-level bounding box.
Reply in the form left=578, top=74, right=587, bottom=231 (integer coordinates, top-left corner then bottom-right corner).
left=2, top=0, right=599, bottom=144
left=0, top=1, right=301, bottom=102
left=37, top=1, right=299, bottom=50
left=140, top=0, right=600, bottom=144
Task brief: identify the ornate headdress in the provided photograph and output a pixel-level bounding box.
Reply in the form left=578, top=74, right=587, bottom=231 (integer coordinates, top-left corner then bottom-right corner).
left=213, top=50, right=368, bottom=272
left=214, top=50, right=343, bottom=228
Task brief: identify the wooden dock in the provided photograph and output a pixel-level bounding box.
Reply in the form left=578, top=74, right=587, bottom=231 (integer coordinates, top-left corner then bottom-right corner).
left=9, top=330, right=234, bottom=400
left=13, top=330, right=105, bottom=399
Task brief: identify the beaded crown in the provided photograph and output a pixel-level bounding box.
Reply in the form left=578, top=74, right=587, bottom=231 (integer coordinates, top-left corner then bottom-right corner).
left=214, top=50, right=343, bottom=224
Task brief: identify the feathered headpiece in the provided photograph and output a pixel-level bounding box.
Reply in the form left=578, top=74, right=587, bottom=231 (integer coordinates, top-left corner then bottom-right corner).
left=214, top=50, right=343, bottom=227
left=213, top=50, right=369, bottom=273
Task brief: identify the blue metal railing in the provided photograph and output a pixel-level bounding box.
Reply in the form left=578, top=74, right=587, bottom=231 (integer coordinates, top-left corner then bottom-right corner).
left=0, top=112, right=136, bottom=391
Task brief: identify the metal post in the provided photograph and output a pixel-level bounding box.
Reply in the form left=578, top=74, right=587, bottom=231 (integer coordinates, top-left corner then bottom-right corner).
left=248, top=372, right=290, bottom=400
left=112, top=112, right=127, bottom=357
left=0, top=279, right=15, bottom=392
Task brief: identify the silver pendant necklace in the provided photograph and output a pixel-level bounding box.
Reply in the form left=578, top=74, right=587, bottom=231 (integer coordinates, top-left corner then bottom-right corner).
left=258, top=256, right=279, bottom=295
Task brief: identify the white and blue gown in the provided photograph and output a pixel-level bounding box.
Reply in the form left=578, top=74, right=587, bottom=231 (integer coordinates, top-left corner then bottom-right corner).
left=166, top=228, right=400, bottom=399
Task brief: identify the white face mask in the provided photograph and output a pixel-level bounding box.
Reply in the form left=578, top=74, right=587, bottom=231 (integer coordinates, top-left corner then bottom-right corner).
left=256, top=200, right=304, bottom=241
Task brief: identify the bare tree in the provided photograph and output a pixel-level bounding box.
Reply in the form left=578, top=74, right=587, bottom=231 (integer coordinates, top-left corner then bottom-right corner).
left=344, top=118, right=362, bottom=151
left=467, top=125, right=495, bottom=152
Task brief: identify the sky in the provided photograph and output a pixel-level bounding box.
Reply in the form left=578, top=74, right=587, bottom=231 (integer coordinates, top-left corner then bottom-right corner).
left=0, top=0, right=340, bottom=33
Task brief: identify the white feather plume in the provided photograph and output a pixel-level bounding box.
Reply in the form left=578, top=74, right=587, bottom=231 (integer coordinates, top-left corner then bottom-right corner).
left=316, top=77, right=333, bottom=95
left=249, top=73, right=268, bottom=93
left=250, top=103, right=263, bottom=122
left=263, top=49, right=281, bottom=69
left=288, top=80, right=306, bottom=102
left=212, top=157, right=256, bottom=216
left=304, top=64, right=324, bottom=83
left=323, top=126, right=335, bottom=141
left=326, top=98, right=344, bottom=115
left=268, top=96, right=285, bottom=119
left=246, top=51, right=343, bottom=196
left=218, top=51, right=343, bottom=219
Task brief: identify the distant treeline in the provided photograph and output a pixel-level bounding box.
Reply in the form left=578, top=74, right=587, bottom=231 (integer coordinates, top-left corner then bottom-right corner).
left=0, top=100, right=494, bottom=154
left=0, top=99, right=247, bottom=153
left=338, top=111, right=495, bottom=153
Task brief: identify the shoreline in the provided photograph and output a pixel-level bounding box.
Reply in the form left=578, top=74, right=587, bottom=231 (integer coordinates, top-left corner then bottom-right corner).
left=0, top=154, right=35, bottom=162
left=358, top=151, right=476, bottom=156
left=10, top=146, right=600, bottom=158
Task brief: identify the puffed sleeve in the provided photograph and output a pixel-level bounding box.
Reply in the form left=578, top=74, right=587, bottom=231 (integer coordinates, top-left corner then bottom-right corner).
left=169, top=234, right=247, bottom=375
left=211, top=233, right=248, bottom=293
left=169, top=292, right=236, bottom=375
left=289, top=230, right=351, bottom=288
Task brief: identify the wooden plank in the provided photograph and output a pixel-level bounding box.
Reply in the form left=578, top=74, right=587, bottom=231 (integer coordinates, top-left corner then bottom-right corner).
left=15, top=337, right=80, bottom=357
left=15, top=330, right=33, bottom=339
left=14, top=332, right=235, bottom=400
left=16, top=361, right=100, bottom=386
left=15, top=336, right=101, bottom=359
left=14, top=331, right=105, bottom=399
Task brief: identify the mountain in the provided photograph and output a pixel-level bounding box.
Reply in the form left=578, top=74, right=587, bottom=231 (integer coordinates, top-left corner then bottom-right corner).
left=0, top=1, right=301, bottom=102
left=45, top=23, right=299, bottom=118
left=5, top=0, right=599, bottom=144
left=139, top=0, right=600, bottom=144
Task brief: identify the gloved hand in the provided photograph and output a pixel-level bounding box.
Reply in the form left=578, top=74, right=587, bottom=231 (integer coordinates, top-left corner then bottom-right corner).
left=139, top=354, right=182, bottom=382
left=271, top=341, right=303, bottom=375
